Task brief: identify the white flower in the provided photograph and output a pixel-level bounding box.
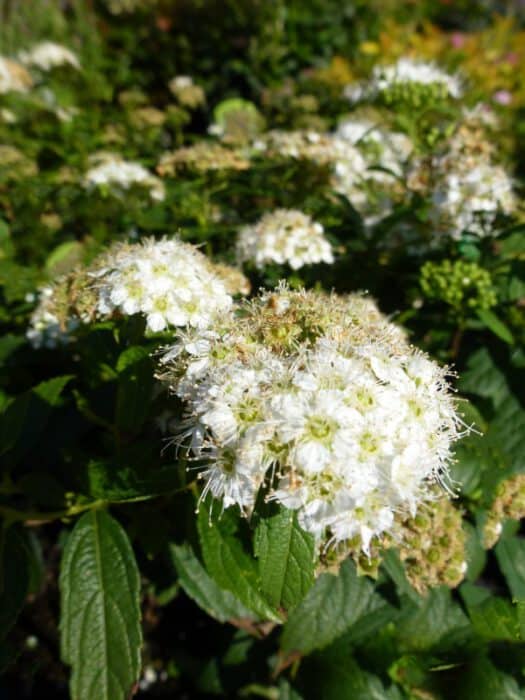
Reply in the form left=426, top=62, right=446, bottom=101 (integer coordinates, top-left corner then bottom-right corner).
left=160, top=287, right=465, bottom=552
left=96, top=238, right=233, bottom=332
left=236, top=209, right=334, bottom=270
left=27, top=238, right=234, bottom=343
left=83, top=153, right=165, bottom=201
left=19, top=42, right=80, bottom=71
left=345, top=58, right=463, bottom=103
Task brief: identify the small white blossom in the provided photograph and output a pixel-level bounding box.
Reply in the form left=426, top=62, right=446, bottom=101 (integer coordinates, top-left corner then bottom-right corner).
left=344, top=58, right=463, bottom=103
left=19, top=42, right=80, bottom=71
left=236, top=209, right=334, bottom=270
left=83, top=153, right=165, bottom=201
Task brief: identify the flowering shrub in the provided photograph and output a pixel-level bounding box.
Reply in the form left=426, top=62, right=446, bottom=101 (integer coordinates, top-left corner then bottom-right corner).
left=1, top=2, right=525, bottom=699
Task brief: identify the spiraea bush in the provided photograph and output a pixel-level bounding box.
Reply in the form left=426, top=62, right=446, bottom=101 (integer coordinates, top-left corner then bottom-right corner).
left=1, top=1, right=525, bottom=698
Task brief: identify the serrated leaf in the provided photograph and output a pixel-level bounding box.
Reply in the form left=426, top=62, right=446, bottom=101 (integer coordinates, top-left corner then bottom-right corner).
left=281, top=559, right=374, bottom=654
left=197, top=508, right=282, bottom=622
left=115, top=346, right=154, bottom=434
left=169, top=542, right=255, bottom=623
left=301, top=642, right=395, bottom=700
left=468, top=596, right=520, bottom=641
left=454, top=656, right=525, bottom=700
left=476, top=309, right=514, bottom=344
left=254, top=508, right=315, bottom=611
left=459, top=348, right=509, bottom=407
left=495, top=537, right=525, bottom=599
left=394, top=588, right=471, bottom=653
left=60, top=510, right=142, bottom=700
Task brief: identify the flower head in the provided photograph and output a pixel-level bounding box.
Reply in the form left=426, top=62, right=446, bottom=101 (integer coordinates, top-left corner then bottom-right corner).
left=236, top=209, right=334, bottom=270
left=160, top=286, right=465, bottom=554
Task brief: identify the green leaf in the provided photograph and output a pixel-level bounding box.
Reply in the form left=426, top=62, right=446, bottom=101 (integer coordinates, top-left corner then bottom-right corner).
left=454, top=656, right=525, bottom=700
left=45, top=240, right=84, bottom=277
left=254, top=508, right=315, bottom=611
left=80, top=458, right=182, bottom=502
left=115, top=346, right=154, bottom=434
left=197, top=508, right=282, bottom=622
left=381, top=549, right=420, bottom=602
left=169, top=542, right=255, bottom=623
left=60, top=510, right=142, bottom=700
left=495, top=537, right=525, bottom=599
left=301, top=643, right=397, bottom=700
left=459, top=348, right=509, bottom=407
left=0, top=375, right=72, bottom=465
left=281, top=559, right=375, bottom=654
left=476, top=309, right=514, bottom=344
left=463, top=522, right=487, bottom=582
left=468, top=596, right=520, bottom=641
left=0, top=525, right=31, bottom=640
left=394, top=588, right=471, bottom=653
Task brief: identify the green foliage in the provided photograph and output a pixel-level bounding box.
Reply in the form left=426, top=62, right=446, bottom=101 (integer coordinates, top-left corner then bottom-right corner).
left=60, top=509, right=142, bottom=700
left=1, top=0, right=525, bottom=696
left=254, top=507, right=315, bottom=611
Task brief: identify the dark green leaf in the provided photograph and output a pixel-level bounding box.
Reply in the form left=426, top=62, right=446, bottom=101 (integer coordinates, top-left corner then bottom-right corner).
left=476, top=309, right=514, bottom=344
left=281, top=559, right=375, bottom=654
left=468, top=596, right=520, bottom=641
left=60, top=510, right=142, bottom=700
left=115, top=346, right=154, bottom=434
left=254, top=508, right=315, bottom=611
left=0, top=375, right=72, bottom=465
left=495, top=537, right=525, bottom=599
left=169, top=542, right=255, bottom=623
left=197, top=508, right=282, bottom=622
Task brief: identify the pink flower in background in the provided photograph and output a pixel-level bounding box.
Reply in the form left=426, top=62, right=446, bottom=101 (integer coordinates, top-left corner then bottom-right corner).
left=493, top=90, right=512, bottom=106
left=450, top=33, right=465, bottom=49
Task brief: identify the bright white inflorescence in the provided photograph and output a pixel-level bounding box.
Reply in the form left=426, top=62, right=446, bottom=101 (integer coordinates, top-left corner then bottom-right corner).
left=236, top=209, right=334, bottom=270
left=255, top=128, right=412, bottom=225
left=160, top=286, right=464, bottom=553
left=83, top=153, right=165, bottom=201
left=344, top=57, right=463, bottom=103
left=27, top=238, right=234, bottom=345
left=408, top=114, right=516, bottom=239
left=19, top=42, right=81, bottom=71
left=95, top=238, right=233, bottom=332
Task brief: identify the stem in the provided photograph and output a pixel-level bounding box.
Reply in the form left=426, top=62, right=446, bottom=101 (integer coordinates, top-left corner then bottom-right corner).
left=451, top=322, right=464, bottom=360
left=0, top=500, right=106, bottom=526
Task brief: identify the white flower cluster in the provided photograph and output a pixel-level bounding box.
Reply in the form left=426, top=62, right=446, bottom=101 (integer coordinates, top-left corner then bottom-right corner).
left=83, top=153, right=165, bottom=201
left=0, top=56, right=32, bottom=94
left=334, top=118, right=412, bottom=223
left=254, top=127, right=412, bottom=225
left=428, top=161, right=515, bottom=238
left=345, top=58, right=463, bottom=103
left=27, top=238, right=235, bottom=346
left=19, top=42, right=81, bottom=71
left=161, top=287, right=463, bottom=553
left=96, top=238, right=233, bottom=332
left=408, top=116, right=515, bottom=239
left=236, top=209, right=334, bottom=270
